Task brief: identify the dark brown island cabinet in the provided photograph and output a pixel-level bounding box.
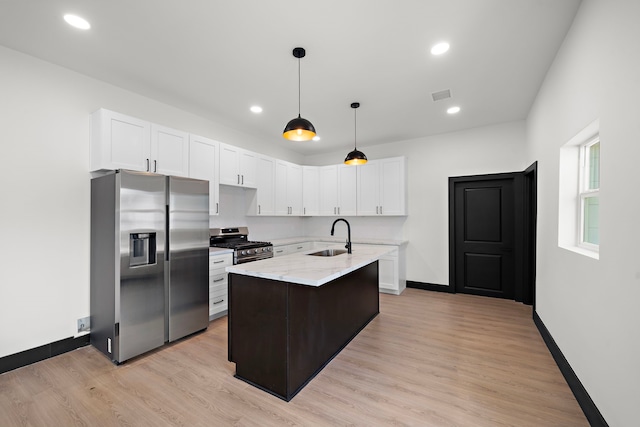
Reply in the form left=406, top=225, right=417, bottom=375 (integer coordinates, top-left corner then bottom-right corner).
left=228, top=261, right=379, bottom=401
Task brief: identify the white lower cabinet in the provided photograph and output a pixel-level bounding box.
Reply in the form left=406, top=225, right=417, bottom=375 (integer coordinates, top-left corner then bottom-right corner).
left=273, top=242, right=311, bottom=257
left=209, top=252, right=233, bottom=319
left=278, top=241, right=405, bottom=294
left=377, top=247, right=406, bottom=295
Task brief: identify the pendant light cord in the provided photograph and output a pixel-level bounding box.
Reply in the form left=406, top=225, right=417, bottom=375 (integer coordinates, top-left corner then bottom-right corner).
left=297, top=57, right=301, bottom=117
left=354, top=107, right=358, bottom=150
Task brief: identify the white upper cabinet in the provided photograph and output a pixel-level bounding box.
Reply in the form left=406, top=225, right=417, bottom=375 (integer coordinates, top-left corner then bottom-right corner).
left=302, top=166, right=320, bottom=216
left=317, top=165, right=357, bottom=216
left=90, top=109, right=189, bottom=177
left=356, top=161, right=380, bottom=215
left=188, top=134, right=220, bottom=215
left=252, top=155, right=275, bottom=215
left=91, top=109, right=151, bottom=172
left=275, top=160, right=303, bottom=215
left=337, top=164, right=357, bottom=216
left=219, top=143, right=257, bottom=188
left=318, top=165, right=339, bottom=216
left=151, top=124, right=189, bottom=176
left=357, top=157, right=407, bottom=216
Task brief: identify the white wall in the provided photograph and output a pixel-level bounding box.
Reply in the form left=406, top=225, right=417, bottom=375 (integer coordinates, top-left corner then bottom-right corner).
left=526, top=0, right=640, bottom=425
left=212, top=185, right=305, bottom=241
left=0, top=46, right=303, bottom=358
left=305, top=120, right=528, bottom=285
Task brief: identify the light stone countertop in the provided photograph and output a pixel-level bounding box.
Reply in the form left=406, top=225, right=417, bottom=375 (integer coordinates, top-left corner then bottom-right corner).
left=226, top=244, right=396, bottom=287
left=269, top=236, right=408, bottom=247
left=209, top=247, right=234, bottom=255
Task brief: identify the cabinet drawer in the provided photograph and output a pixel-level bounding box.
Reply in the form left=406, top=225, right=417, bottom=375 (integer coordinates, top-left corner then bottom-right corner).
left=210, top=272, right=228, bottom=287
left=209, top=255, right=232, bottom=268
left=209, top=282, right=227, bottom=297
left=209, top=296, right=227, bottom=311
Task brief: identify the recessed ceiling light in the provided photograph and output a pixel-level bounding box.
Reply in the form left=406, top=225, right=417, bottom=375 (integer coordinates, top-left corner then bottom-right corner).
left=250, top=106, right=262, bottom=113
left=430, top=42, right=450, bottom=56
left=63, top=14, right=91, bottom=30
left=312, top=136, right=320, bottom=141
left=447, top=106, right=461, bottom=114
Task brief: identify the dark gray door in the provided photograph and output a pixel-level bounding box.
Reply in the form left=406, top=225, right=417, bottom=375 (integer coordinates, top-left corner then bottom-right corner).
left=452, top=177, right=515, bottom=299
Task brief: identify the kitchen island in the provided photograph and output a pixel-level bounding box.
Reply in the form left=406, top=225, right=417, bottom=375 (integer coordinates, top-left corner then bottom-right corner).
left=226, top=244, right=394, bottom=401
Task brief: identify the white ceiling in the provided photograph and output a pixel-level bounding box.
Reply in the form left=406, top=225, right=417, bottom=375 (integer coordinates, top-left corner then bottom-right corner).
left=0, top=0, right=581, bottom=156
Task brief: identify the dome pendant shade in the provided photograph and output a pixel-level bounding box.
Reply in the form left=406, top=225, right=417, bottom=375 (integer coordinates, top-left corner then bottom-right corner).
left=283, top=114, right=316, bottom=141
left=283, top=47, right=316, bottom=141
left=344, top=102, right=367, bottom=165
left=344, top=149, right=368, bottom=165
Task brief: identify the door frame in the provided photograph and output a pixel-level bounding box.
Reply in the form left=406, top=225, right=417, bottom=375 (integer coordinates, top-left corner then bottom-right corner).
left=448, top=163, right=537, bottom=304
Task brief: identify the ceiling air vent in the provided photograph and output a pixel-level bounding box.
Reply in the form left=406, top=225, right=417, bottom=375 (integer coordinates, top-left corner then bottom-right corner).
left=431, top=89, right=451, bottom=102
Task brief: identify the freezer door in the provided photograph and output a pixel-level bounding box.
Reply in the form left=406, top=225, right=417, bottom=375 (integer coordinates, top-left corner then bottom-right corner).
left=118, top=171, right=166, bottom=362
left=167, top=176, right=210, bottom=342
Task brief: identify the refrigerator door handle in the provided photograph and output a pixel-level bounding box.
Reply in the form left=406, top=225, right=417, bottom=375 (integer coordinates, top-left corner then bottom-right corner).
left=165, top=204, right=170, bottom=261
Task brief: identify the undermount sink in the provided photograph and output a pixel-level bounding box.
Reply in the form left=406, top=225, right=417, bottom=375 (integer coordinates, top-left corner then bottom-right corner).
left=307, top=249, right=348, bottom=257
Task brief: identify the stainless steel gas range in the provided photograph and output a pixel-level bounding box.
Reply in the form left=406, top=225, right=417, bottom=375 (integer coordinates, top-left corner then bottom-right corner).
left=209, top=227, right=273, bottom=264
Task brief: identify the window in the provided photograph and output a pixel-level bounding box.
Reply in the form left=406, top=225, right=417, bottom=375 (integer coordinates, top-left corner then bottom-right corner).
left=579, top=138, right=599, bottom=249
left=558, top=119, right=599, bottom=259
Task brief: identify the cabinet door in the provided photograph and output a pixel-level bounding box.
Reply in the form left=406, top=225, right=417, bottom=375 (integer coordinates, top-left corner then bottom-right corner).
left=338, top=165, right=357, bottom=216
left=302, top=166, right=319, bottom=216
left=91, top=109, right=151, bottom=172
left=356, top=161, right=380, bottom=215
left=274, top=161, right=289, bottom=215
left=256, top=156, right=275, bottom=215
left=288, top=163, right=303, bottom=215
left=318, top=165, right=338, bottom=216
left=151, top=124, right=189, bottom=176
left=379, top=157, right=407, bottom=215
left=189, top=134, right=219, bottom=215
left=378, top=253, right=399, bottom=293
left=239, top=151, right=257, bottom=188
left=219, top=144, right=241, bottom=186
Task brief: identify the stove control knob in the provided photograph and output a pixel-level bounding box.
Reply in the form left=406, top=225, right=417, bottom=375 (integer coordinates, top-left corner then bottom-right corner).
left=266, top=247, right=271, bottom=252
left=241, top=250, right=247, bottom=255
left=248, top=249, right=254, bottom=255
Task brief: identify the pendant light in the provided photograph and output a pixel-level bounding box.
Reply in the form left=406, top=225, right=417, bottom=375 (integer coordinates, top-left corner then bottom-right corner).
left=344, top=102, right=368, bottom=165
left=283, top=47, right=316, bottom=141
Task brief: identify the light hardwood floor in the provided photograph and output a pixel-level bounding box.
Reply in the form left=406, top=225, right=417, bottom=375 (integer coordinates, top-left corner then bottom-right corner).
left=0, top=289, right=588, bottom=426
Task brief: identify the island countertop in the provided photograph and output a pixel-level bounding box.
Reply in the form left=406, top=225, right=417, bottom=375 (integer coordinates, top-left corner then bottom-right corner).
left=226, top=244, right=395, bottom=287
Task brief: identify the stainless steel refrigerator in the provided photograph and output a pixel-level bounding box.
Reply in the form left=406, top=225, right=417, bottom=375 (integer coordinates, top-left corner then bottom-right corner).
left=90, top=169, right=209, bottom=364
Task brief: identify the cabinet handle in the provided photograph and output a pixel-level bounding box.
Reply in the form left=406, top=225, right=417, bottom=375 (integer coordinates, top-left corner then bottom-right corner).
left=241, top=175, right=244, bottom=185
left=154, top=160, right=157, bottom=173
left=376, top=206, right=379, bottom=214
left=216, top=202, right=219, bottom=214
left=258, top=205, right=261, bottom=214
left=213, top=277, right=225, bottom=282
left=237, top=174, right=240, bottom=184
left=213, top=259, right=225, bottom=264
left=334, top=207, right=336, bottom=215
left=146, top=158, right=150, bottom=172
left=276, top=250, right=284, bottom=254
left=380, top=206, right=383, bottom=215
left=304, top=207, right=306, bottom=215
left=338, top=207, right=340, bottom=215
left=296, top=246, right=303, bottom=250
left=213, top=299, right=224, bottom=305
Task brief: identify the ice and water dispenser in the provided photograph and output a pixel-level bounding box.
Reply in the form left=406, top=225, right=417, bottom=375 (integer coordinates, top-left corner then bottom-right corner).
left=129, top=233, right=157, bottom=267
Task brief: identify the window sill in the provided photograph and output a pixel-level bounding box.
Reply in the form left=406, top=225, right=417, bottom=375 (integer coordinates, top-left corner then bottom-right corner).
left=559, top=244, right=599, bottom=260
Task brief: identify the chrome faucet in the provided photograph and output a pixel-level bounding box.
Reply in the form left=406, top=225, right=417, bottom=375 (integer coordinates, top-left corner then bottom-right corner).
left=330, top=218, right=352, bottom=254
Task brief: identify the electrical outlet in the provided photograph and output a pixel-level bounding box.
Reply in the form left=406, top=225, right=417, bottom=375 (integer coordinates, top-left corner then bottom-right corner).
left=77, top=317, right=90, bottom=333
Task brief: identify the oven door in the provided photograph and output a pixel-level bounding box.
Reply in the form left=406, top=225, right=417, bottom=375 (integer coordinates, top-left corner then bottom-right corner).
left=234, top=250, right=273, bottom=264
